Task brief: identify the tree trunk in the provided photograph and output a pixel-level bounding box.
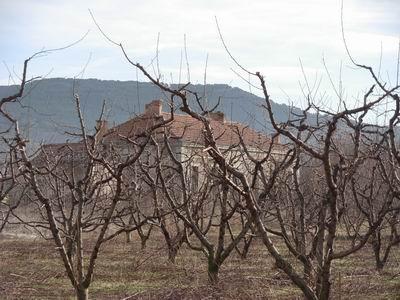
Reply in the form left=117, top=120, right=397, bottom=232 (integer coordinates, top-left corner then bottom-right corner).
left=371, top=235, right=388, bottom=271
left=168, top=247, right=178, bottom=264
left=303, top=261, right=312, bottom=283
left=208, top=258, right=219, bottom=284
left=66, top=240, right=76, bottom=261
left=375, top=259, right=385, bottom=271
left=316, top=255, right=333, bottom=300
left=125, top=231, right=132, bottom=243
left=140, top=237, right=148, bottom=250
left=76, top=287, right=88, bottom=300
left=240, top=236, right=253, bottom=260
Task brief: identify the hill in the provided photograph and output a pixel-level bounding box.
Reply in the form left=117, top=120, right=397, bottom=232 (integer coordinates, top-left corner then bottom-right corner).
left=0, top=78, right=304, bottom=145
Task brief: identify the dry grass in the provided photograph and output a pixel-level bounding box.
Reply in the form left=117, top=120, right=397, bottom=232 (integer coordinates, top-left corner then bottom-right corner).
left=0, top=232, right=399, bottom=299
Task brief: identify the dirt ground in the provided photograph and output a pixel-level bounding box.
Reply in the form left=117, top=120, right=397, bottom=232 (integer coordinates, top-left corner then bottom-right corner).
left=0, top=232, right=399, bottom=299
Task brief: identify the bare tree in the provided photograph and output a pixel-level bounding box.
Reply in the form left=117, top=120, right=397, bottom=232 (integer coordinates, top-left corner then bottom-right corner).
left=125, top=56, right=398, bottom=300
left=88, top=13, right=400, bottom=298
left=0, top=55, right=43, bottom=234
left=107, top=159, right=155, bottom=248
left=13, top=93, right=174, bottom=300
left=138, top=150, right=188, bottom=263
left=360, top=131, right=400, bottom=271
left=154, top=133, right=253, bottom=283
left=0, top=141, right=21, bottom=234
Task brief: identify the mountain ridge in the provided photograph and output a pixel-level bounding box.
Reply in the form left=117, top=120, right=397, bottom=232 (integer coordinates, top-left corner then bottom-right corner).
left=0, top=78, right=304, bottom=144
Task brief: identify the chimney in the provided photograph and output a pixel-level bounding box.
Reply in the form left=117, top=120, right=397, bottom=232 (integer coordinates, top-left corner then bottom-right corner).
left=95, top=119, right=108, bottom=138
left=145, top=100, right=163, bottom=116
left=207, top=111, right=225, bottom=123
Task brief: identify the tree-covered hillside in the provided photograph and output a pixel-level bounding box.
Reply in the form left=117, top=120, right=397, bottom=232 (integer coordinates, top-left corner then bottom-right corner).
left=0, top=78, right=303, bottom=144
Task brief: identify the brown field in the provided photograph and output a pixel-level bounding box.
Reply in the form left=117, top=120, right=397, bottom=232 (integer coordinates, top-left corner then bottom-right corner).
left=0, top=232, right=399, bottom=300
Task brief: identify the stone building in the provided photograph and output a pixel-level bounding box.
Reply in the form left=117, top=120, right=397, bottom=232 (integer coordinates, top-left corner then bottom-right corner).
left=99, top=100, right=285, bottom=186
left=32, top=99, right=286, bottom=198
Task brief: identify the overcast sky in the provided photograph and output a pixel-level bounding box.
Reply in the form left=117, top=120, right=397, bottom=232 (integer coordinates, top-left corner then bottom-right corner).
left=1, top=0, right=399, bottom=110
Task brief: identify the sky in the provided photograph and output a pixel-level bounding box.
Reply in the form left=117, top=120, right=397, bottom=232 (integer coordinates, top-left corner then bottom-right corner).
left=1, top=0, right=399, bottom=112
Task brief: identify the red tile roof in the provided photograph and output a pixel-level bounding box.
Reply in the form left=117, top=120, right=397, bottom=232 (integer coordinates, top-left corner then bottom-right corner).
left=31, top=142, right=87, bottom=165
left=40, top=142, right=86, bottom=153
left=104, top=112, right=275, bottom=149
left=36, top=101, right=282, bottom=158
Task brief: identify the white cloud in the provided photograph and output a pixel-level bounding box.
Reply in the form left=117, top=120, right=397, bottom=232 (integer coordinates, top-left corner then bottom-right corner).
left=0, top=0, right=399, bottom=110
